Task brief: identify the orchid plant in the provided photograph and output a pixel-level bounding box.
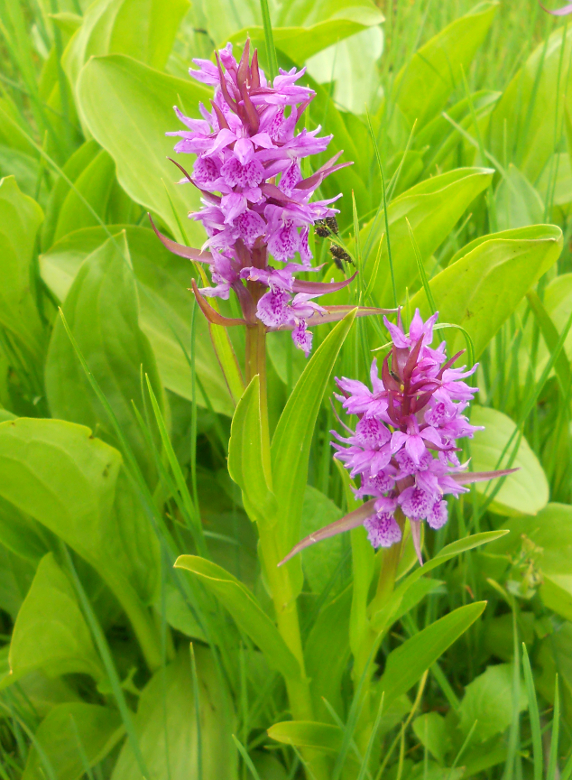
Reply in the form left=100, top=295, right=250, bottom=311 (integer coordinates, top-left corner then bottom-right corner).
left=154, top=40, right=516, bottom=778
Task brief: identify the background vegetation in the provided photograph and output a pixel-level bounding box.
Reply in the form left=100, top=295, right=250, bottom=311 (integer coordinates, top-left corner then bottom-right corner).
left=0, top=0, right=572, bottom=778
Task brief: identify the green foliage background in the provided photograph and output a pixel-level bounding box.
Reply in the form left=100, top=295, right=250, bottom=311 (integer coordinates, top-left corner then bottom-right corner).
left=0, top=0, right=572, bottom=778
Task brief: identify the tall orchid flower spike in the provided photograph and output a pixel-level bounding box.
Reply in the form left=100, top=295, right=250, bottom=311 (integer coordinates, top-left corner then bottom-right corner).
left=152, top=40, right=395, bottom=356
left=279, top=310, right=518, bottom=566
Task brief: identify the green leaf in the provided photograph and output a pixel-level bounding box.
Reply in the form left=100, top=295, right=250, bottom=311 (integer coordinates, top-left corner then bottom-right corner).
left=361, top=168, right=494, bottom=308
left=489, top=25, right=572, bottom=184
left=489, top=503, right=572, bottom=623
left=211, top=0, right=382, bottom=64
left=40, top=225, right=235, bottom=416
left=371, top=531, right=507, bottom=632
left=378, top=602, right=486, bottom=709
left=0, top=176, right=44, bottom=360
left=228, top=375, right=277, bottom=527
left=0, top=495, right=53, bottom=563
left=527, top=289, right=571, bottom=397
left=469, top=406, right=549, bottom=516
left=412, top=712, right=451, bottom=765
left=22, top=703, right=123, bottom=780
left=228, top=4, right=383, bottom=66
left=458, top=664, right=527, bottom=743
left=175, top=555, right=301, bottom=681
left=300, top=486, right=344, bottom=594
left=40, top=139, right=100, bottom=251
left=77, top=54, right=210, bottom=240
left=410, top=224, right=563, bottom=358
left=51, top=148, right=116, bottom=246
left=494, top=165, right=544, bottom=231
left=0, top=418, right=160, bottom=643
left=271, top=310, right=356, bottom=558
left=45, top=232, right=164, bottom=485
left=63, top=0, right=190, bottom=95
left=6, top=553, right=104, bottom=685
left=305, top=26, right=384, bottom=115
left=111, top=647, right=237, bottom=780
left=268, top=721, right=342, bottom=754
left=0, top=544, right=36, bottom=621
left=392, top=2, right=497, bottom=130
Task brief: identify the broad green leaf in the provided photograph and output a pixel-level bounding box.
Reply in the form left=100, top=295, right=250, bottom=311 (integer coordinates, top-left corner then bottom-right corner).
left=45, top=232, right=164, bottom=486
left=412, top=712, right=451, bottom=765
left=40, top=139, right=100, bottom=251
left=22, top=703, right=123, bottom=780
left=252, top=753, right=290, bottom=780
left=39, top=225, right=235, bottom=416
left=268, top=721, right=342, bottom=753
left=63, top=0, right=189, bottom=95
left=52, top=149, right=116, bottom=245
left=175, top=555, right=301, bottom=681
left=0, top=176, right=44, bottom=360
left=458, top=664, right=527, bottom=743
left=411, top=224, right=563, bottom=358
left=305, top=26, right=384, bottom=115
left=215, top=0, right=382, bottom=64
left=392, top=2, right=497, bottom=130
left=0, top=496, right=52, bottom=563
left=228, top=375, right=277, bottom=527
left=494, top=164, right=544, bottom=231
left=0, top=418, right=160, bottom=640
left=111, top=647, right=237, bottom=780
left=300, top=486, right=344, bottom=594
left=416, top=90, right=501, bottom=174
left=489, top=503, right=572, bottom=623
left=77, top=54, right=210, bottom=240
left=271, top=310, right=356, bottom=559
left=489, top=26, right=572, bottom=184
left=469, top=406, right=548, bottom=517
left=7, top=553, right=104, bottom=685
left=371, top=531, right=507, bottom=632
left=378, top=602, right=486, bottom=708
left=0, top=544, right=36, bottom=620
left=361, top=168, right=493, bottom=308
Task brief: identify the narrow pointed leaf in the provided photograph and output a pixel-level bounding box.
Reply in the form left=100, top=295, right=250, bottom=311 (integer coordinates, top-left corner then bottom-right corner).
left=175, top=555, right=301, bottom=681
left=278, top=500, right=376, bottom=567
left=191, top=280, right=246, bottom=326
left=149, top=215, right=213, bottom=263
left=451, top=468, right=519, bottom=485
left=379, top=602, right=487, bottom=708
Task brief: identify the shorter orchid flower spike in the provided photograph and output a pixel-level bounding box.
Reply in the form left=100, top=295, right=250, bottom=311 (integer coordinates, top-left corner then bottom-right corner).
left=279, top=309, right=518, bottom=567
left=153, top=39, right=393, bottom=356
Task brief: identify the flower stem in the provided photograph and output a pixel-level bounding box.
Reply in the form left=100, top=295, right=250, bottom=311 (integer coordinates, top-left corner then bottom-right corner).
left=353, top=510, right=406, bottom=757
left=250, top=325, right=330, bottom=780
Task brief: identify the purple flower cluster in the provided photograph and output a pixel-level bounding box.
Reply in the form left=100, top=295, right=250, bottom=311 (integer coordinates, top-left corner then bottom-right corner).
left=163, top=41, right=353, bottom=356
left=333, top=310, right=481, bottom=553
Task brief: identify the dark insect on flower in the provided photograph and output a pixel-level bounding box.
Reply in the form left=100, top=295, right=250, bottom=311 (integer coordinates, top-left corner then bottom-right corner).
left=314, top=219, right=331, bottom=238
left=314, top=216, right=340, bottom=238
left=329, top=243, right=354, bottom=269
left=325, top=216, right=339, bottom=235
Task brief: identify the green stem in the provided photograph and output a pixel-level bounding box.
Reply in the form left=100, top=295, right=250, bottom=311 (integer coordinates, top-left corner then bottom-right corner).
left=248, top=325, right=330, bottom=780
left=353, top=510, right=406, bottom=755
